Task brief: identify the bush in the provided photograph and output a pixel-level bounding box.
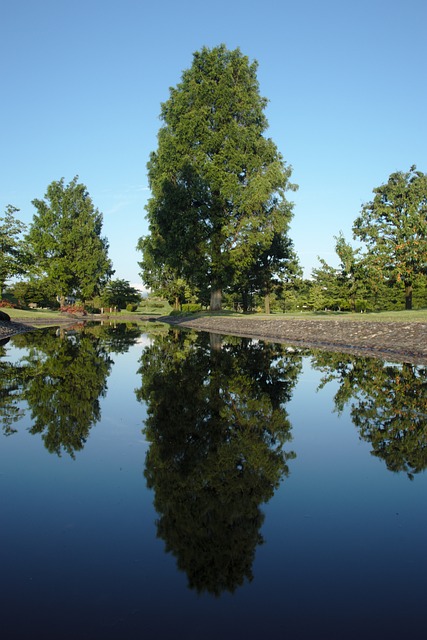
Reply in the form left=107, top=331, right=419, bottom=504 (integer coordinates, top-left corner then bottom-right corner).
left=0, top=310, right=11, bottom=321
left=126, top=303, right=138, bottom=312
left=0, top=300, right=17, bottom=308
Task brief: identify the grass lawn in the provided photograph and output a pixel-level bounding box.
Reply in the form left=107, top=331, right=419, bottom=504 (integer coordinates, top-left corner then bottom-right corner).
left=5, top=306, right=427, bottom=324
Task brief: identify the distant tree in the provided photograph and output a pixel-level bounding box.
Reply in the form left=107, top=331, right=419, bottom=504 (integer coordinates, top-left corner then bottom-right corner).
left=235, top=233, right=301, bottom=313
left=102, top=279, right=141, bottom=310
left=353, top=166, right=427, bottom=310
left=11, top=279, right=58, bottom=308
left=139, top=44, right=296, bottom=311
left=0, top=205, right=28, bottom=299
left=26, top=177, right=114, bottom=305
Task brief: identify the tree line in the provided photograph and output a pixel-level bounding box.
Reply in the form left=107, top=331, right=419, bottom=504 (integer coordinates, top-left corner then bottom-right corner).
left=2, top=44, right=426, bottom=314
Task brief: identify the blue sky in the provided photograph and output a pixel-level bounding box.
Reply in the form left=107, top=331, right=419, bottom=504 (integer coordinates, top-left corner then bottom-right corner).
left=1, top=0, right=426, bottom=286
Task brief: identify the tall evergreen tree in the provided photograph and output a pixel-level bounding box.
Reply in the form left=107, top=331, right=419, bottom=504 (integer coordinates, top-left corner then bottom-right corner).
left=26, top=177, right=114, bottom=305
left=138, top=45, right=296, bottom=310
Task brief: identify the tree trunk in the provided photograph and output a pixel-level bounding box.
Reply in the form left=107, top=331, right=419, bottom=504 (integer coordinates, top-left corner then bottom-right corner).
left=264, top=292, right=271, bottom=314
left=210, top=288, right=222, bottom=311
left=405, top=282, right=413, bottom=310
left=174, top=295, right=180, bottom=311
left=242, top=290, right=249, bottom=313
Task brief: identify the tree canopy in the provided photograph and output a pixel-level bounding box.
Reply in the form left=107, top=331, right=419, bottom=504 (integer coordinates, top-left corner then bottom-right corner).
left=138, top=44, right=296, bottom=310
left=26, top=177, right=114, bottom=304
left=353, top=166, right=427, bottom=310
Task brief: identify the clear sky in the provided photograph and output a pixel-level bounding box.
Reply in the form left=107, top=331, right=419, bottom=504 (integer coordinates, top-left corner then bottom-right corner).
left=1, top=0, right=426, bottom=286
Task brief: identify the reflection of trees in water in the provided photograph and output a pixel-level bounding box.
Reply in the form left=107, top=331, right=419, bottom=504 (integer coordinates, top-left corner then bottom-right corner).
left=0, top=323, right=146, bottom=457
left=0, top=337, right=28, bottom=435
left=312, top=351, right=427, bottom=479
left=136, top=330, right=301, bottom=595
left=17, top=328, right=114, bottom=457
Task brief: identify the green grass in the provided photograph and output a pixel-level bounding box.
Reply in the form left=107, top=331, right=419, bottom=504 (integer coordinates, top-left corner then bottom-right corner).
left=6, top=307, right=64, bottom=320
left=5, top=305, right=427, bottom=324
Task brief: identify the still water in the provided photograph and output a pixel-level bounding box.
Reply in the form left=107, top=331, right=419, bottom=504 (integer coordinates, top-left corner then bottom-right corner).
left=0, top=322, right=426, bottom=639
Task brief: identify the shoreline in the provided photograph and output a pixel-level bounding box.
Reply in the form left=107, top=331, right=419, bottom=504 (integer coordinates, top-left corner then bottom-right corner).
left=1, top=314, right=427, bottom=365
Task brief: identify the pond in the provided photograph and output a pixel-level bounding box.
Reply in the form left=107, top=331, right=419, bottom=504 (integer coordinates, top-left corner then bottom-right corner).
left=1, top=322, right=426, bottom=639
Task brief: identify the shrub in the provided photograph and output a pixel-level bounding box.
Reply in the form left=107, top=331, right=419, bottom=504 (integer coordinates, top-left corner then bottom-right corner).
left=0, top=310, right=11, bottom=321
left=0, top=300, right=17, bottom=308
left=126, top=303, right=138, bottom=312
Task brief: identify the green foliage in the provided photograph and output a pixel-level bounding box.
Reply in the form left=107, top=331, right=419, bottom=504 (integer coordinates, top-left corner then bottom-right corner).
left=26, top=176, right=114, bottom=303
left=126, top=303, right=138, bottom=312
left=353, top=166, right=427, bottom=310
left=101, top=278, right=141, bottom=310
left=0, top=205, right=29, bottom=298
left=11, top=279, right=59, bottom=308
left=139, top=45, right=296, bottom=311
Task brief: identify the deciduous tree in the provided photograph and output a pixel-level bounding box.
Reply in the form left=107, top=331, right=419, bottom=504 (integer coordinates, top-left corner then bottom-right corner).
left=353, top=166, right=427, bottom=310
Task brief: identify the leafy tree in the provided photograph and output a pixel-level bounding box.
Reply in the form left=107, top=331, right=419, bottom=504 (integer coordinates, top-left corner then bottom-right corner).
left=353, top=166, right=427, bottom=310
left=139, top=45, right=296, bottom=310
left=102, top=279, right=141, bottom=310
left=26, top=177, right=114, bottom=305
left=312, top=233, right=369, bottom=311
left=0, top=206, right=28, bottom=299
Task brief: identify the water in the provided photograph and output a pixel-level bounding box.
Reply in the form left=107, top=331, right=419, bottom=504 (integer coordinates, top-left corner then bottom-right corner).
left=0, top=323, right=426, bottom=639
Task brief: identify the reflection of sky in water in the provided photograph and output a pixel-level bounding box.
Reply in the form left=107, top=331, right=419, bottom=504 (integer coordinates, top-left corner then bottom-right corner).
left=0, top=331, right=426, bottom=640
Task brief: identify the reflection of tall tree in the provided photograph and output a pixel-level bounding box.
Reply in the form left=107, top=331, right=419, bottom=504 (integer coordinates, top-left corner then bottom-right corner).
left=136, top=330, right=301, bottom=595
left=313, top=351, right=427, bottom=479
left=18, top=328, right=114, bottom=457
